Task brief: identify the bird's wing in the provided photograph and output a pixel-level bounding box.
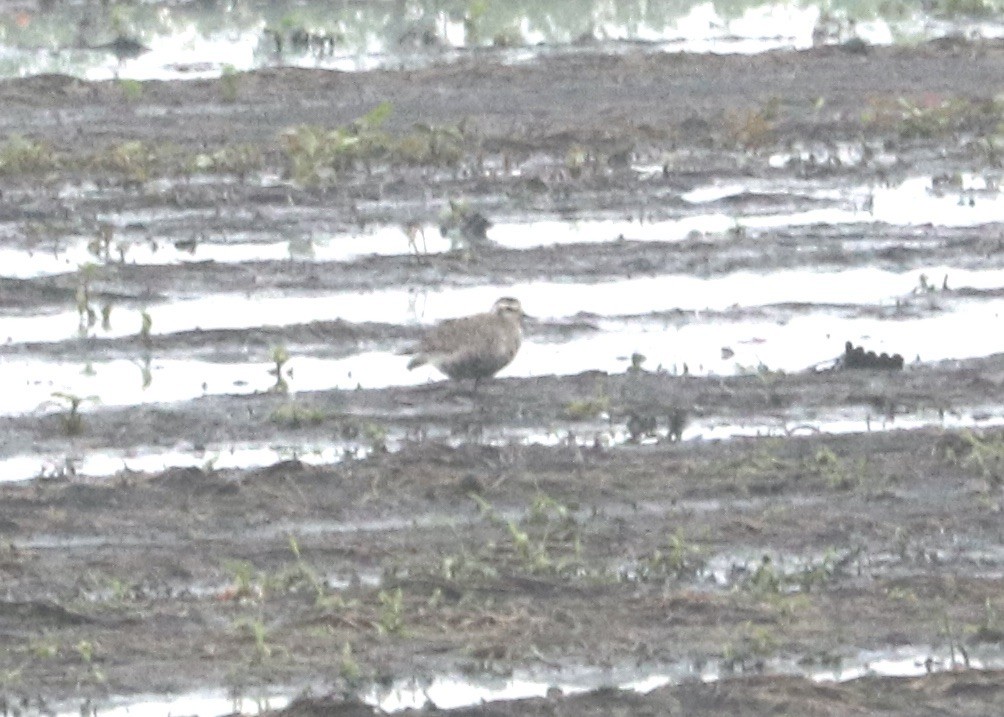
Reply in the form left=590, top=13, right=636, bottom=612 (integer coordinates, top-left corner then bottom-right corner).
left=418, top=314, right=484, bottom=354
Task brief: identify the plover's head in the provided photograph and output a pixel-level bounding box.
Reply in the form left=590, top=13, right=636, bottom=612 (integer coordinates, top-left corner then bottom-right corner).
left=491, top=297, right=525, bottom=320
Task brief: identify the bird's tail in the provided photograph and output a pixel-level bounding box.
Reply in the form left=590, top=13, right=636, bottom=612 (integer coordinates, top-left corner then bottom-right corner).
left=406, top=355, right=427, bottom=371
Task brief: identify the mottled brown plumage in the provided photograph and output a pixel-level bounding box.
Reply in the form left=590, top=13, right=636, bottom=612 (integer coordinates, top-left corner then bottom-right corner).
left=405, top=297, right=525, bottom=389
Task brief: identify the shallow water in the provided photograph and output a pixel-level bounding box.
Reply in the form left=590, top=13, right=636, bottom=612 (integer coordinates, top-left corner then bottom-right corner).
left=2, top=261, right=1000, bottom=346
left=2, top=173, right=1000, bottom=280
left=51, top=689, right=290, bottom=717
left=3, top=403, right=1001, bottom=484
left=6, top=1, right=1004, bottom=81
left=39, top=641, right=1004, bottom=717
left=367, top=644, right=1004, bottom=712
left=0, top=287, right=1000, bottom=418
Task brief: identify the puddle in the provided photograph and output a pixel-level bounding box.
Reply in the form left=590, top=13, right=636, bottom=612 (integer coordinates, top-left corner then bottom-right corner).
left=3, top=403, right=1002, bottom=485
left=4, top=174, right=1002, bottom=281
left=0, top=438, right=382, bottom=483
left=693, top=408, right=1004, bottom=442
left=0, top=224, right=454, bottom=280
left=3, top=262, right=1003, bottom=348
left=366, top=644, right=1004, bottom=712
left=40, top=642, right=1004, bottom=717
left=37, top=634, right=1003, bottom=710
left=50, top=689, right=290, bottom=717
left=681, top=173, right=1004, bottom=229
left=8, top=1, right=1004, bottom=82
left=5, top=285, right=1002, bottom=416
left=696, top=541, right=1004, bottom=589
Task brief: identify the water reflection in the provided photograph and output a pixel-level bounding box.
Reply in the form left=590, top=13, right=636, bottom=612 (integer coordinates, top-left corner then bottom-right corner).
left=3, top=0, right=1004, bottom=80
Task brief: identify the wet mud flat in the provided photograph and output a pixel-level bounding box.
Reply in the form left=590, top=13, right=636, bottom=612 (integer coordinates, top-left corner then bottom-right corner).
left=1, top=40, right=1004, bottom=715
left=3, top=367, right=1004, bottom=714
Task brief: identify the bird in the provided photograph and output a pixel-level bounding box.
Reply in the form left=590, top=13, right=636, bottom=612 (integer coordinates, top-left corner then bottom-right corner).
left=404, top=297, right=526, bottom=391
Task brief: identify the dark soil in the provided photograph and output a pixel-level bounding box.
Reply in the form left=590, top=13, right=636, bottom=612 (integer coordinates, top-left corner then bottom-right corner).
left=1, top=40, right=1004, bottom=716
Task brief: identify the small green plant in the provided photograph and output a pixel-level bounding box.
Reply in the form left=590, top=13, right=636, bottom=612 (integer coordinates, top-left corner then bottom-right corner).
left=234, top=617, right=272, bottom=662
left=283, top=535, right=326, bottom=602
left=224, top=560, right=262, bottom=602
left=864, top=95, right=995, bottom=138
left=732, top=444, right=786, bottom=482
left=796, top=548, right=847, bottom=592
left=269, top=401, right=324, bottom=427
left=666, top=408, right=688, bottom=442
left=92, top=140, right=156, bottom=182
left=634, top=529, right=706, bottom=581
left=191, top=144, right=262, bottom=179
left=745, top=555, right=782, bottom=594
left=0, top=135, right=59, bottom=174
left=742, top=550, right=849, bottom=595
left=938, top=0, right=999, bottom=16
left=75, top=263, right=100, bottom=336
left=100, top=302, right=113, bottom=332
left=134, top=353, right=153, bottom=389
left=395, top=123, right=466, bottom=164
left=721, top=622, right=782, bottom=672
left=960, top=430, right=1004, bottom=487
left=505, top=495, right=585, bottom=576
left=724, top=103, right=776, bottom=149
left=269, top=345, right=291, bottom=393
left=463, top=0, right=488, bottom=44
left=50, top=392, right=98, bottom=436
left=29, top=637, right=59, bottom=659
left=339, top=641, right=362, bottom=684
left=362, top=422, right=388, bottom=453
left=971, top=597, right=1004, bottom=642
left=813, top=446, right=855, bottom=489
left=562, top=395, right=609, bottom=421
left=939, top=429, right=1004, bottom=489
left=219, top=65, right=240, bottom=102
left=75, top=640, right=96, bottom=663
left=280, top=102, right=393, bottom=185
left=376, top=587, right=406, bottom=635
left=106, top=576, right=135, bottom=602
left=403, top=222, right=427, bottom=255
left=139, top=310, right=153, bottom=348
left=118, top=78, right=144, bottom=101
left=492, top=25, right=524, bottom=47
left=565, top=144, right=588, bottom=178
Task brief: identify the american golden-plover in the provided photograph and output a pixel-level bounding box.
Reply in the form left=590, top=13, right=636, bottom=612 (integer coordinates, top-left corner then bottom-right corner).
left=405, top=297, right=525, bottom=390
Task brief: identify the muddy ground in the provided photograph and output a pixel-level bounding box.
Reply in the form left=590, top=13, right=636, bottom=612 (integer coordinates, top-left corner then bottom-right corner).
left=2, top=40, right=1004, bottom=714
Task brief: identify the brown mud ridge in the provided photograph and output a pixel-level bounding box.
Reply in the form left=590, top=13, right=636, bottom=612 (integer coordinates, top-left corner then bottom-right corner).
left=1, top=41, right=1004, bottom=715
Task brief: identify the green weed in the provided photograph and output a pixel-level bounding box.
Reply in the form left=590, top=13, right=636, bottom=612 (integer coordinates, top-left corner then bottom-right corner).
left=376, top=587, right=406, bottom=635
left=562, top=395, right=610, bottom=421
left=191, top=144, right=262, bottom=179
left=233, top=617, right=272, bottom=662
left=280, top=101, right=393, bottom=186
left=270, top=401, right=325, bottom=427
left=50, top=392, right=98, bottom=436
left=219, top=65, right=240, bottom=102
left=938, top=429, right=1004, bottom=489
left=724, top=99, right=778, bottom=149
left=0, top=135, right=59, bottom=174
left=93, top=140, right=157, bottom=182
left=118, top=79, right=144, bottom=101
left=269, top=345, right=291, bottom=393
left=634, top=529, right=706, bottom=581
